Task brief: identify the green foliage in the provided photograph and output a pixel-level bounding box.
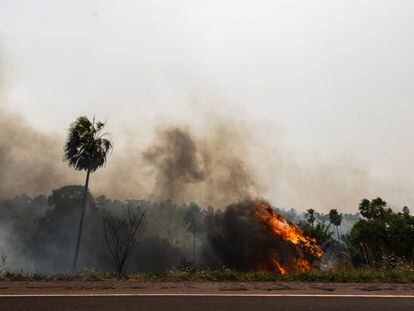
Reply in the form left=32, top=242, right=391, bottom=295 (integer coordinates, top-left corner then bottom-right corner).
left=64, top=116, right=113, bottom=173
left=64, top=115, right=113, bottom=270
left=329, top=208, right=343, bottom=241
left=304, top=209, right=316, bottom=227
left=298, top=221, right=333, bottom=245
left=359, top=198, right=392, bottom=220
left=346, top=198, right=414, bottom=266
left=402, top=206, right=410, bottom=216
left=328, top=209, right=343, bottom=226
left=2, top=264, right=414, bottom=283
left=284, top=265, right=414, bottom=283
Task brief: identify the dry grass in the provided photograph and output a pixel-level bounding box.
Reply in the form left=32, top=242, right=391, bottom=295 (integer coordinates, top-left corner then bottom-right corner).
left=1, top=264, right=413, bottom=283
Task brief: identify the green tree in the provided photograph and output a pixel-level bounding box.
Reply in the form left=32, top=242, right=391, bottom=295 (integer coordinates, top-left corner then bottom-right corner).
left=298, top=221, right=333, bottom=245
left=64, top=116, right=113, bottom=270
left=304, top=209, right=316, bottom=227
left=329, top=209, right=343, bottom=242
left=359, top=197, right=391, bottom=220
left=183, top=202, right=204, bottom=265
left=346, top=198, right=414, bottom=266
left=402, top=206, right=410, bottom=216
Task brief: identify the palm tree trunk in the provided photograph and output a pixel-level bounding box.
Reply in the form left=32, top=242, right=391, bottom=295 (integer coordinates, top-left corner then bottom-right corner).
left=193, top=232, right=196, bottom=265
left=73, top=169, right=91, bottom=270
left=336, top=225, right=340, bottom=243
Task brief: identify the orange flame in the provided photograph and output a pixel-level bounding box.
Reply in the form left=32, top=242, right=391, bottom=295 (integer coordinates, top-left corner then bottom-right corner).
left=272, top=256, right=287, bottom=276
left=253, top=199, right=323, bottom=275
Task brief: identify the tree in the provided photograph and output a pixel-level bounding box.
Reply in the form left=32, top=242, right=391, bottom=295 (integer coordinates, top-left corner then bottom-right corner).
left=304, top=209, right=316, bottom=227
left=346, top=198, right=414, bottom=266
left=31, top=185, right=99, bottom=271
left=359, top=197, right=391, bottom=220
left=0, top=249, right=6, bottom=274
left=183, top=202, right=204, bottom=265
left=329, top=209, right=343, bottom=242
left=298, top=221, right=333, bottom=245
left=64, top=116, right=113, bottom=270
left=103, top=206, right=146, bottom=275
left=402, top=206, right=410, bottom=216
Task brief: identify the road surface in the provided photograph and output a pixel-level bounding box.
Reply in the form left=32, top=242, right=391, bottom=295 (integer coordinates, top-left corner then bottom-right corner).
left=0, top=281, right=413, bottom=310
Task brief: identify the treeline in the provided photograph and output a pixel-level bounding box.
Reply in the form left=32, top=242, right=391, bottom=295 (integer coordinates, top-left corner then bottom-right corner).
left=0, top=186, right=412, bottom=274
left=296, top=198, right=414, bottom=267
left=347, top=198, right=414, bottom=266
left=0, top=186, right=208, bottom=273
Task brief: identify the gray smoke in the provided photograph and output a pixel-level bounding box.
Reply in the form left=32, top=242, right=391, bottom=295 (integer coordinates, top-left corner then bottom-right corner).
left=0, top=102, right=258, bottom=207
left=0, top=106, right=80, bottom=200
left=143, top=128, right=206, bottom=201
left=142, top=125, right=258, bottom=207
left=0, top=48, right=412, bottom=217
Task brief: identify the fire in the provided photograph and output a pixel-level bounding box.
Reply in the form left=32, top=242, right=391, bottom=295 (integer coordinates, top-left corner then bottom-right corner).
left=253, top=199, right=323, bottom=275
left=271, top=256, right=287, bottom=276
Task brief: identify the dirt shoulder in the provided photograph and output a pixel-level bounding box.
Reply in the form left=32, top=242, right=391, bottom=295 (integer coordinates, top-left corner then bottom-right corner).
left=0, top=281, right=413, bottom=296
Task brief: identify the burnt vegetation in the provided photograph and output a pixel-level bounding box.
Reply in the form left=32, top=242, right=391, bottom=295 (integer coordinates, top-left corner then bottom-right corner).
left=103, top=206, right=146, bottom=275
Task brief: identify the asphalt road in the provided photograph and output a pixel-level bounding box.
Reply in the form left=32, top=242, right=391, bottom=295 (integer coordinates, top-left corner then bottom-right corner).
left=1, top=282, right=413, bottom=310
left=0, top=294, right=413, bottom=311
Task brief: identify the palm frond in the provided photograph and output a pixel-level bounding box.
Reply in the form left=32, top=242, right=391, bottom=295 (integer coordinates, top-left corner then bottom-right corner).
left=64, top=116, right=113, bottom=172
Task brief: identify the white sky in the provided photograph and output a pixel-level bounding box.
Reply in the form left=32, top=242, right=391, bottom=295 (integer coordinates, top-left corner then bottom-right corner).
left=1, top=0, right=414, bottom=210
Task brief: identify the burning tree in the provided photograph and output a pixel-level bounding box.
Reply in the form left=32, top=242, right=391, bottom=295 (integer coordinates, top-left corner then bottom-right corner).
left=254, top=200, right=323, bottom=275
left=206, top=199, right=323, bottom=276
left=103, top=206, right=146, bottom=275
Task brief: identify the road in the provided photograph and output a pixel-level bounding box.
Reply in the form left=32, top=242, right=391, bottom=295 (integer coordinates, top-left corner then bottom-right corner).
left=0, top=294, right=413, bottom=311
left=0, top=281, right=413, bottom=310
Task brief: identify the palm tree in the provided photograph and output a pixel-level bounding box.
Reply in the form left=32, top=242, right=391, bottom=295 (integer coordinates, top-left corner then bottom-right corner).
left=64, top=116, right=113, bottom=270
left=183, top=202, right=204, bottom=265
left=328, top=209, right=343, bottom=242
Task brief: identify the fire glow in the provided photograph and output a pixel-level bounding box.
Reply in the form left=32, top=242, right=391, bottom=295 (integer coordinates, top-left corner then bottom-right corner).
left=254, top=200, right=323, bottom=275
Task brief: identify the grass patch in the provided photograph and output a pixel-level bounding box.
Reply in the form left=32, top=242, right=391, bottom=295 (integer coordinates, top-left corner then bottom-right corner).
left=281, top=267, right=414, bottom=283
left=0, top=267, right=413, bottom=283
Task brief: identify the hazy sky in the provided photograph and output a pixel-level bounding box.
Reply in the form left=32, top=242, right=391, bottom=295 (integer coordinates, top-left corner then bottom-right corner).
left=1, top=0, right=414, bottom=210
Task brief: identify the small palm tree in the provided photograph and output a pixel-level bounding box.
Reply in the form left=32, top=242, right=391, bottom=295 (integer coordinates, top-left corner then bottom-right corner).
left=329, top=208, right=343, bottom=242
left=183, top=202, right=204, bottom=265
left=64, top=116, right=113, bottom=270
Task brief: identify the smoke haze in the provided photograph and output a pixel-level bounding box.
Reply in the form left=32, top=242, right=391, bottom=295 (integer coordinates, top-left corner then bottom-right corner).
left=0, top=42, right=413, bottom=213
left=0, top=97, right=412, bottom=212
left=2, top=1, right=414, bottom=275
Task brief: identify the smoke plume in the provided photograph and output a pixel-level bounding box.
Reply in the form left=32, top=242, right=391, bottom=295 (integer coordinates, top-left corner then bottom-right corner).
left=0, top=107, right=80, bottom=200
left=1, top=50, right=412, bottom=212
left=142, top=125, right=257, bottom=207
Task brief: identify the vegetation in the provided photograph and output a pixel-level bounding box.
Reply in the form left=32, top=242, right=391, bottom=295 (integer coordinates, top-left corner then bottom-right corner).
left=1, top=113, right=413, bottom=285
left=64, top=116, right=113, bottom=270
left=346, top=198, right=414, bottom=266
left=298, top=221, right=333, bottom=245
left=329, top=209, right=343, bottom=242
left=1, top=264, right=413, bottom=283
left=304, top=209, right=316, bottom=227
left=182, top=202, right=204, bottom=264
left=0, top=181, right=412, bottom=283
left=299, top=208, right=333, bottom=244
left=103, top=206, right=146, bottom=275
